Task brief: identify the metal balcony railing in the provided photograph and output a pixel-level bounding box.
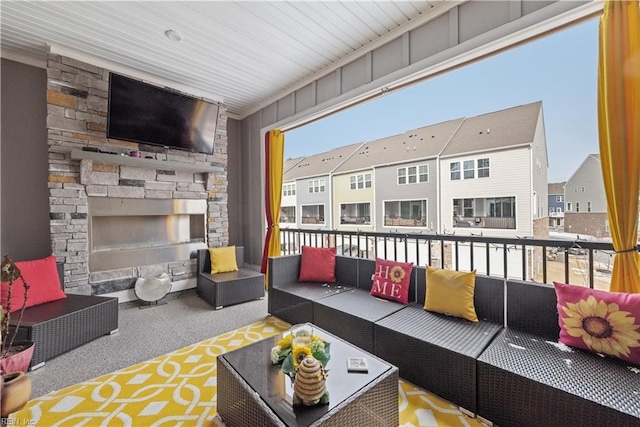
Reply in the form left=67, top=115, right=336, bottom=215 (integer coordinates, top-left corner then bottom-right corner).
left=278, top=228, right=637, bottom=291
left=454, top=216, right=515, bottom=229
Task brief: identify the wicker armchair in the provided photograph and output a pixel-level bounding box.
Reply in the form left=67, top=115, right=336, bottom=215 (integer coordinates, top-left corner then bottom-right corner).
left=196, top=247, right=265, bottom=309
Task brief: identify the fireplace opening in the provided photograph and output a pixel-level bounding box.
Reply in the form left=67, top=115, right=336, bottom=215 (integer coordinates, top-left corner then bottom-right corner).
left=88, top=198, right=207, bottom=272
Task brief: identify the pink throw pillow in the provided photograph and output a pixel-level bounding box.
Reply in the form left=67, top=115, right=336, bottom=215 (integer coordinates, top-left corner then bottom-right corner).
left=1, top=255, right=67, bottom=313
left=554, top=281, right=640, bottom=365
left=370, top=258, right=413, bottom=304
left=298, top=246, right=336, bottom=283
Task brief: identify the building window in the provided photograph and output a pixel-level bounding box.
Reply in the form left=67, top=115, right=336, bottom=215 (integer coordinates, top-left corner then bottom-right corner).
left=408, top=166, right=417, bottom=183
left=587, top=202, right=591, bottom=212
left=581, top=186, right=585, bottom=192
left=477, top=158, right=490, bottom=178
left=301, top=205, right=324, bottom=224
left=463, top=160, right=475, bottom=179
left=398, top=165, right=427, bottom=185
left=574, top=187, right=578, bottom=192
left=418, top=164, right=429, bottom=182
left=308, top=179, right=325, bottom=193
left=340, top=203, right=371, bottom=225
left=556, top=195, right=564, bottom=202
left=566, top=202, right=572, bottom=211
left=576, top=202, right=580, bottom=212
left=351, top=173, right=372, bottom=189
left=282, top=183, right=296, bottom=197
left=280, top=206, right=295, bottom=223
left=450, top=162, right=460, bottom=180
left=397, top=168, right=407, bottom=185
left=384, top=200, right=427, bottom=227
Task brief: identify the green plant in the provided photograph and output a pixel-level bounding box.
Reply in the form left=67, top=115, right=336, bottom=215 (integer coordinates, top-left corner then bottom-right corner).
left=0, top=256, right=30, bottom=358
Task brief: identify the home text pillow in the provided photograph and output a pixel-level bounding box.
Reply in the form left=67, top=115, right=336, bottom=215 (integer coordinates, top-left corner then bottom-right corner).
left=370, top=258, right=413, bottom=304
left=424, top=266, right=478, bottom=322
left=1, top=255, right=66, bottom=313
left=554, top=281, right=640, bottom=365
left=298, top=246, right=336, bottom=283
left=208, top=246, right=238, bottom=274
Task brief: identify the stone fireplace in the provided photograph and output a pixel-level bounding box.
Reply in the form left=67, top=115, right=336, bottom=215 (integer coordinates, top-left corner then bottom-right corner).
left=46, top=54, right=229, bottom=299
left=88, top=197, right=207, bottom=272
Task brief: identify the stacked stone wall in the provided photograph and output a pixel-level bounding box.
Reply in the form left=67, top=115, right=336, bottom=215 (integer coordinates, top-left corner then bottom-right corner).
left=46, top=54, right=228, bottom=295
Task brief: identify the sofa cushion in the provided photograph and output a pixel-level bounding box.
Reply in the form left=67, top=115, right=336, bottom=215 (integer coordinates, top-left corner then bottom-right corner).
left=1, top=255, right=66, bottom=313
left=208, top=246, right=239, bottom=274
left=370, top=258, right=413, bottom=304
left=298, top=246, right=336, bottom=283
left=424, top=266, right=478, bottom=322
left=554, top=281, right=640, bottom=365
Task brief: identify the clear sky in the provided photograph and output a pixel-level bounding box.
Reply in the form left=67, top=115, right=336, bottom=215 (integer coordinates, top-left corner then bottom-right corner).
left=284, top=18, right=599, bottom=184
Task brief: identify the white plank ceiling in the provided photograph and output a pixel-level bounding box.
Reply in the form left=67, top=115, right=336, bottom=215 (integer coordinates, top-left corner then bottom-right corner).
left=0, top=1, right=444, bottom=118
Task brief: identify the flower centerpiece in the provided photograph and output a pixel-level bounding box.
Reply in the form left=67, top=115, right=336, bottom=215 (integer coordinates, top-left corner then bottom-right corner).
left=271, top=325, right=331, bottom=406
left=270, top=325, right=331, bottom=377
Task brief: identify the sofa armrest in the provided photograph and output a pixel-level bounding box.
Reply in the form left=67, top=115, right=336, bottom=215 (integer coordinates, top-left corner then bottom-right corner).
left=267, top=255, right=301, bottom=291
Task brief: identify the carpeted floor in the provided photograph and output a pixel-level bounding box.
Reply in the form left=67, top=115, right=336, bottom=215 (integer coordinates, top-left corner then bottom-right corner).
left=13, top=316, right=484, bottom=426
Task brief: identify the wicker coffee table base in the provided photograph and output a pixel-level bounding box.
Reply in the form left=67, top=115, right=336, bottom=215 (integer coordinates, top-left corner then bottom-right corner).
left=218, top=356, right=398, bottom=426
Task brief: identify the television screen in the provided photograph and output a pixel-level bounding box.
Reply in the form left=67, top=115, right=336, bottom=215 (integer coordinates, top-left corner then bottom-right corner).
left=107, top=73, right=218, bottom=155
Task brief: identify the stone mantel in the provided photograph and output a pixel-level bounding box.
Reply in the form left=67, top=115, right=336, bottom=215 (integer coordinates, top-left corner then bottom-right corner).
left=71, top=150, right=221, bottom=173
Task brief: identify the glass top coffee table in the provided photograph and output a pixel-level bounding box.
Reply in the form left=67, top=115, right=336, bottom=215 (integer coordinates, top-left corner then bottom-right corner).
left=217, top=323, right=398, bottom=426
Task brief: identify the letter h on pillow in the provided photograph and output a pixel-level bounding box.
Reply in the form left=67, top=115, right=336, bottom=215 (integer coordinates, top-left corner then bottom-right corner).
left=370, top=258, right=413, bottom=304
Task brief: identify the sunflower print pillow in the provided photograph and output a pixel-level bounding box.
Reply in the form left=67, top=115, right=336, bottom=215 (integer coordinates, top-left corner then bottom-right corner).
left=554, top=281, right=640, bottom=365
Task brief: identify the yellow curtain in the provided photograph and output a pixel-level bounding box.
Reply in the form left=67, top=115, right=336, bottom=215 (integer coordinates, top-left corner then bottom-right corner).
left=597, top=0, right=640, bottom=293
left=260, top=129, right=285, bottom=288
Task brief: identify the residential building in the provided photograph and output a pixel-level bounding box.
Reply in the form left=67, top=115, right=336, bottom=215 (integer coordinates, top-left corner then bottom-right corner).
left=279, top=102, right=549, bottom=275
left=280, top=157, right=306, bottom=230
left=439, top=102, right=549, bottom=239
left=283, top=143, right=363, bottom=231
left=564, top=154, right=609, bottom=238
left=332, top=118, right=464, bottom=236
left=548, top=182, right=565, bottom=229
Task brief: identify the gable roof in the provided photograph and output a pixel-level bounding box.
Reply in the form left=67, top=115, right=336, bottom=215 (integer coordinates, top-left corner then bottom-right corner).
left=332, top=118, right=464, bottom=174
left=283, top=157, right=306, bottom=178
left=284, top=142, right=364, bottom=181
left=548, top=182, right=566, bottom=194
left=439, top=101, right=543, bottom=157
left=565, top=153, right=601, bottom=184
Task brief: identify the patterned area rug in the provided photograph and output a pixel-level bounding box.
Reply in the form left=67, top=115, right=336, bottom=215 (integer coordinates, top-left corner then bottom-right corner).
left=13, top=317, right=483, bottom=426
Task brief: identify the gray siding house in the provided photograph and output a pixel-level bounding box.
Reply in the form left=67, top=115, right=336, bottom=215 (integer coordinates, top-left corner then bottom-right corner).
left=564, top=154, right=609, bottom=237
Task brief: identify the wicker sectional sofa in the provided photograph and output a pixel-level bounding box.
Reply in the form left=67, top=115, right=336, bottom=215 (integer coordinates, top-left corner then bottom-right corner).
left=268, top=254, right=640, bottom=426
left=9, top=263, right=119, bottom=370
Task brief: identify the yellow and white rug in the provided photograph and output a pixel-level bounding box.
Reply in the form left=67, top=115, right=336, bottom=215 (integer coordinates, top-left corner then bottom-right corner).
left=13, top=317, right=483, bottom=426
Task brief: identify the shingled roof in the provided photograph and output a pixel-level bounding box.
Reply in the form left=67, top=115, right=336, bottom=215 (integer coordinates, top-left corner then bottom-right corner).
left=439, top=101, right=542, bottom=157
left=284, top=141, right=364, bottom=180
left=332, top=118, right=464, bottom=174
left=285, top=101, right=543, bottom=178
left=548, top=182, right=566, bottom=194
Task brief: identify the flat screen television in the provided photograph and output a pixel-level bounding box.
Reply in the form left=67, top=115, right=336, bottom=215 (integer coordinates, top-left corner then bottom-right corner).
left=107, top=73, right=218, bottom=155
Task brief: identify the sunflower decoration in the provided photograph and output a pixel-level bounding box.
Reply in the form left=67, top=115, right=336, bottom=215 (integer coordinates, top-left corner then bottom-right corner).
left=292, top=344, right=313, bottom=370
left=271, top=325, right=331, bottom=376
left=561, top=295, right=640, bottom=359
left=390, top=265, right=406, bottom=283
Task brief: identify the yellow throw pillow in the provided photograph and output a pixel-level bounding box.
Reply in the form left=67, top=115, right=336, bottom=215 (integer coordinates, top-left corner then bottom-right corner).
left=209, top=246, right=238, bottom=274
left=424, top=265, right=478, bottom=322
